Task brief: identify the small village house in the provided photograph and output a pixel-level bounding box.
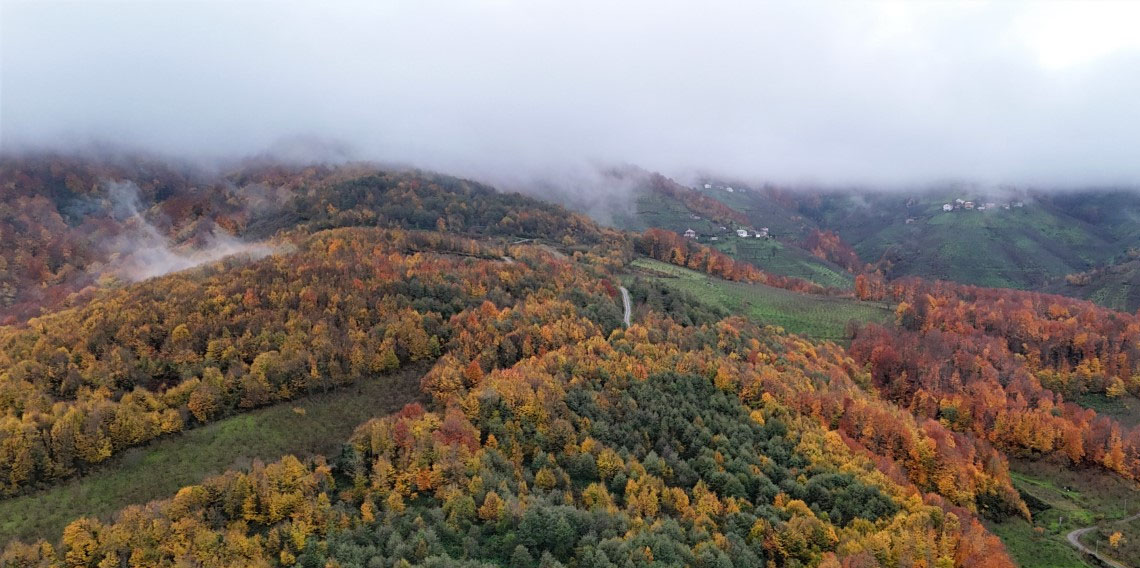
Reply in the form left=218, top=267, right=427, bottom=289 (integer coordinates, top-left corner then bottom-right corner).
left=683, top=228, right=697, bottom=239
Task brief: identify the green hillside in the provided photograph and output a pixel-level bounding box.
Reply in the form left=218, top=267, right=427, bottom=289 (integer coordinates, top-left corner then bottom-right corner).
left=797, top=193, right=1124, bottom=290
left=617, top=190, right=853, bottom=288
left=711, top=237, right=854, bottom=288
left=629, top=258, right=891, bottom=341
left=1046, top=258, right=1140, bottom=312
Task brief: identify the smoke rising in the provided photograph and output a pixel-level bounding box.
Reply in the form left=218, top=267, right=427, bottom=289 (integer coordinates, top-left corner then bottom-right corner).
left=104, top=180, right=275, bottom=281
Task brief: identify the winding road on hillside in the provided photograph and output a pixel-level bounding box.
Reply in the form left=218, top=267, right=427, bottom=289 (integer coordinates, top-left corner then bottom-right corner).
left=620, top=286, right=631, bottom=328
left=1067, top=513, right=1140, bottom=568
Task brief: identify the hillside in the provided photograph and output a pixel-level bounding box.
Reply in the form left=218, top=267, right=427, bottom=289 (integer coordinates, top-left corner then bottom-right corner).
left=612, top=175, right=1140, bottom=307
left=796, top=192, right=1125, bottom=290
left=1045, top=255, right=1140, bottom=312
left=2, top=154, right=1140, bottom=568
left=609, top=171, right=854, bottom=288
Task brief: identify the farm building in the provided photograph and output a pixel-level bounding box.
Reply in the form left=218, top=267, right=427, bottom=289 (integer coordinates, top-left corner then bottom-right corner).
left=964, top=201, right=975, bottom=209
left=756, top=228, right=769, bottom=237
left=683, top=228, right=697, bottom=239
left=942, top=204, right=953, bottom=211
left=736, top=229, right=749, bottom=238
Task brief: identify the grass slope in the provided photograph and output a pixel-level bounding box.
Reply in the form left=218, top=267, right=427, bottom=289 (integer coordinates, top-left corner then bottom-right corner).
left=1046, top=258, right=1140, bottom=313
left=988, top=458, right=1140, bottom=568
left=713, top=237, right=854, bottom=289
left=629, top=258, right=891, bottom=341
left=620, top=192, right=853, bottom=288
left=846, top=202, right=1111, bottom=289
left=0, top=365, right=426, bottom=546
left=795, top=192, right=1132, bottom=290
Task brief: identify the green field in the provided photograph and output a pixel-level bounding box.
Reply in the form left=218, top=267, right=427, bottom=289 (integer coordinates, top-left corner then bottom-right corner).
left=0, top=365, right=427, bottom=546
left=988, top=458, right=1140, bottom=568
left=629, top=258, right=892, bottom=341
left=713, top=237, right=854, bottom=289
left=807, top=195, right=1117, bottom=290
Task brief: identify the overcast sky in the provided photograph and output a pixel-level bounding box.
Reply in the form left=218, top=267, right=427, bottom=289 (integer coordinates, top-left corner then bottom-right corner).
left=3, top=0, right=1140, bottom=187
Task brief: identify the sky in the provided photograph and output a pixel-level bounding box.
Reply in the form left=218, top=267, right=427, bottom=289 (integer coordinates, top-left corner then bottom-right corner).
left=3, top=0, right=1140, bottom=188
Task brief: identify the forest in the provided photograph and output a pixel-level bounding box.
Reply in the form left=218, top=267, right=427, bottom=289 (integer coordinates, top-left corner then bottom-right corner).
left=0, top=154, right=1135, bottom=567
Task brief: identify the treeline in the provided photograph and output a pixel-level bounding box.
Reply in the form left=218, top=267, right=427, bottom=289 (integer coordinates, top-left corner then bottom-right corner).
left=850, top=276, right=1140, bottom=480
left=635, top=228, right=840, bottom=295
left=3, top=289, right=1014, bottom=567
left=0, top=228, right=618, bottom=497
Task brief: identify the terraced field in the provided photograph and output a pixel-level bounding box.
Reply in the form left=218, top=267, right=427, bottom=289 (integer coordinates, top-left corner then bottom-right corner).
left=629, top=258, right=891, bottom=341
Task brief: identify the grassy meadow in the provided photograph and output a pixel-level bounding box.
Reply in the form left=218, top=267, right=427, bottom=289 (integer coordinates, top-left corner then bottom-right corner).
left=629, top=258, right=892, bottom=342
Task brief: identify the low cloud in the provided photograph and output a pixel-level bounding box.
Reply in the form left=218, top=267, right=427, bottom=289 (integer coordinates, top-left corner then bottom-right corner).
left=3, top=2, right=1140, bottom=190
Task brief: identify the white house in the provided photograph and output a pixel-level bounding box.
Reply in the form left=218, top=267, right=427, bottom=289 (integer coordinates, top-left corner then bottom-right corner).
left=964, top=201, right=975, bottom=209
left=756, top=227, right=769, bottom=237
left=942, top=204, right=953, bottom=212
left=726, top=187, right=735, bottom=193
left=703, top=183, right=712, bottom=189
left=736, top=229, right=749, bottom=238
left=683, top=228, right=697, bottom=239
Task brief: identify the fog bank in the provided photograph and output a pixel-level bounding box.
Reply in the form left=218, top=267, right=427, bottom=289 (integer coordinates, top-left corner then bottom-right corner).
left=4, top=1, right=1140, bottom=188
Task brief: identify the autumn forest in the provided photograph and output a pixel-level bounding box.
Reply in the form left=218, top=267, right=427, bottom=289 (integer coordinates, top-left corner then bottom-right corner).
left=0, top=153, right=1136, bottom=568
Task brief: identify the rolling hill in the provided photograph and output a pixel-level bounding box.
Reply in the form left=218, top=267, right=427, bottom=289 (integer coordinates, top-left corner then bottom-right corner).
left=1, top=154, right=1139, bottom=568
left=611, top=172, right=1140, bottom=299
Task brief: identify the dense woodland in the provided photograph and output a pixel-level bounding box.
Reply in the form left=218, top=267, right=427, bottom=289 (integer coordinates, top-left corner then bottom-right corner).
left=0, top=155, right=1137, bottom=567
left=851, top=276, right=1140, bottom=481
left=1, top=254, right=1014, bottom=567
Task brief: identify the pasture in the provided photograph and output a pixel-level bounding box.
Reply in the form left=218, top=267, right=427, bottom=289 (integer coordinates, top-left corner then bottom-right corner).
left=630, top=258, right=891, bottom=341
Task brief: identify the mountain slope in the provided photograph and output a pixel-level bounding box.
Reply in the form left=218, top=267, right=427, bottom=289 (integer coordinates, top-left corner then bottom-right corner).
left=3, top=154, right=1140, bottom=568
